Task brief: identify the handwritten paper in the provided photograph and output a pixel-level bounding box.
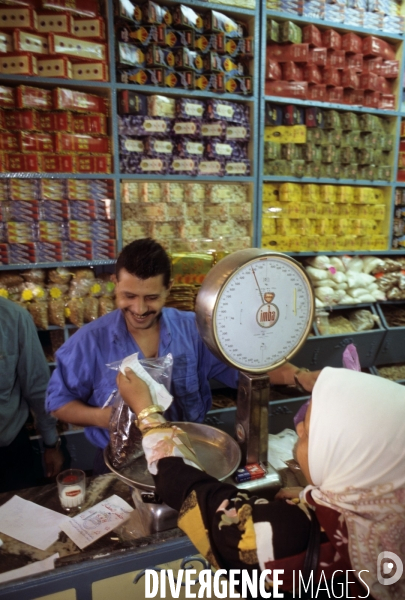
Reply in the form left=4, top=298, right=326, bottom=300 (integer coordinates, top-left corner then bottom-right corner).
left=0, top=553, right=59, bottom=584
left=60, top=495, right=133, bottom=549
left=0, top=496, right=69, bottom=551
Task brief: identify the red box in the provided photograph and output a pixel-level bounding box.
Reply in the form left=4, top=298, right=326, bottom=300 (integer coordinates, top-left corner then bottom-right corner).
left=282, top=61, right=303, bottom=82
left=363, top=90, right=381, bottom=108
left=327, top=86, right=343, bottom=102
left=342, top=33, right=362, bottom=54
left=379, top=94, right=395, bottom=110
left=346, top=54, right=363, bottom=73
left=302, top=25, right=322, bottom=47
left=54, top=133, right=110, bottom=153
left=42, top=154, right=75, bottom=172
left=38, top=111, right=73, bottom=132
left=341, top=68, right=360, bottom=89
left=16, top=85, right=53, bottom=110
left=0, top=7, right=37, bottom=31
left=72, top=17, right=106, bottom=41
left=308, top=84, right=327, bottom=101
left=0, top=133, right=18, bottom=151
left=265, top=80, right=308, bottom=99
left=267, top=44, right=309, bottom=63
left=0, top=53, right=38, bottom=76
left=2, top=109, right=39, bottom=130
left=381, top=60, right=399, bottom=79
left=322, top=29, right=342, bottom=51
left=362, top=37, right=396, bottom=61
left=72, top=114, right=107, bottom=135
left=343, top=89, right=364, bottom=105
left=304, top=64, right=322, bottom=84
left=266, top=58, right=282, bottom=81
left=74, top=155, right=112, bottom=173
left=53, top=88, right=108, bottom=114
left=5, top=153, right=41, bottom=172
left=378, top=77, right=393, bottom=94
left=37, top=11, right=74, bottom=34
left=41, top=0, right=99, bottom=18
left=71, top=61, right=109, bottom=82
left=363, top=57, right=382, bottom=73
left=13, top=30, right=49, bottom=55
left=359, top=72, right=379, bottom=90
left=37, top=57, right=72, bottom=79
left=0, top=244, right=9, bottom=265
left=308, top=48, right=326, bottom=67
left=19, top=132, right=54, bottom=152
left=0, top=85, right=15, bottom=108
left=322, top=67, right=341, bottom=87
left=326, top=50, right=345, bottom=69
left=353, top=90, right=364, bottom=104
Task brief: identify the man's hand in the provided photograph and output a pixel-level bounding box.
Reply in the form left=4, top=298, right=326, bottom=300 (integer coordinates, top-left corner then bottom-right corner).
left=275, top=486, right=304, bottom=500
left=117, top=368, right=153, bottom=414
left=297, top=369, right=321, bottom=392
left=44, top=447, right=64, bottom=478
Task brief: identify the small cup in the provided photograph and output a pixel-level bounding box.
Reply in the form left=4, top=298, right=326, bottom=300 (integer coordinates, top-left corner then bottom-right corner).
left=57, top=469, right=86, bottom=512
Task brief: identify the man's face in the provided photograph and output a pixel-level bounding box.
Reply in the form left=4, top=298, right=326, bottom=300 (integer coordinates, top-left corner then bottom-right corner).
left=114, top=268, right=171, bottom=331
left=293, top=401, right=313, bottom=485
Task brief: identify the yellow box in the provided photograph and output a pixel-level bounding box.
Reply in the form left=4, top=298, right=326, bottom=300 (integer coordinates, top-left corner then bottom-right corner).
left=369, top=235, right=388, bottom=250
left=315, top=218, right=331, bottom=236
left=302, top=184, right=321, bottom=202
left=264, top=125, right=306, bottom=144
left=335, top=186, right=354, bottom=204
left=262, top=183, right=280, bottom=202
left=369, top=204, right=386, bottom=220
left=262, top=235, right=292, bottom=251
left=280, top=201, right=301, bottom=218
left=302, top=201, right=318, bottom=218
left=303, top=234, right=320, bottom=252
left=262, top=216, right=277, bottom=235
left=319, top=234, right=337, bottom=251
left=319, top=185, right=336, bottom=203
left=275, top=218, right=292, bottom=235
left=279, top=182, right=302, bottom=202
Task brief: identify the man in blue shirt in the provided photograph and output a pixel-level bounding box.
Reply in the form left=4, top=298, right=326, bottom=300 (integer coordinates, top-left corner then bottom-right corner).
left=47, top=239, right=318, bottom=460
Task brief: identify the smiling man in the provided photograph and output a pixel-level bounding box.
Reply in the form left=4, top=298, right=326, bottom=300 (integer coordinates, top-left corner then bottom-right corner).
left=46, top=238, right=319, bottom=473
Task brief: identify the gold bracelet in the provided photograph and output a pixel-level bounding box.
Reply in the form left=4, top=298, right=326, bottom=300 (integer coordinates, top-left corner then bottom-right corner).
left=293, top=368, right=310, bottom=394
left=134, top=404, right=164, bottom=427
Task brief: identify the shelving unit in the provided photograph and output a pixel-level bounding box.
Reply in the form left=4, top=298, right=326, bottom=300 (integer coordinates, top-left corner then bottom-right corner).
left=256, top=3, right=405, bottom=254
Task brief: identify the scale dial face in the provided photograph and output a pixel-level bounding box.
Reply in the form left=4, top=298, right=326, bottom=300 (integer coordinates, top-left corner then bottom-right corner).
left=210, top=253, right=313, bottom=373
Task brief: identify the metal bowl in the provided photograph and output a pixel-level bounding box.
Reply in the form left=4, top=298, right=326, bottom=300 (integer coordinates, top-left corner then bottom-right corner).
left=103, top=422, right=241, bottom=492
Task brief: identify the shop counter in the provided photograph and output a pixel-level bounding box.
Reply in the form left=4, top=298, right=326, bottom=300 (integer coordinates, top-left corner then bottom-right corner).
left=0, top=474, right=197, bottom=600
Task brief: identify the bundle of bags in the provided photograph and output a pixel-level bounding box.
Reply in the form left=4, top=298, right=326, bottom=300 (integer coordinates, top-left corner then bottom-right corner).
left=304, top=255, right=387, bottom=307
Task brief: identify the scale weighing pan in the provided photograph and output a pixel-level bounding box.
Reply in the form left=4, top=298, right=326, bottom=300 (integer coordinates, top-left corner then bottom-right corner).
left=104, top=422, right=242, bottom=492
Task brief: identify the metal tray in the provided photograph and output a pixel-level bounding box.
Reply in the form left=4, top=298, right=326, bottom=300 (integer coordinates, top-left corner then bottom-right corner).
left=104, top=422, right=242, bottom=492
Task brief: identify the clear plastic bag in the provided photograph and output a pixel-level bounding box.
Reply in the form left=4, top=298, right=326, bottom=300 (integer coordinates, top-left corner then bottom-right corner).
left=106, top=354, right=173, bottom=469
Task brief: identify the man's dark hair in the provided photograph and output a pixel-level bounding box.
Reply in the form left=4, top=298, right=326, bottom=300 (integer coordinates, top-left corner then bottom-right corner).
left=115, top=238, right=171, bottom=288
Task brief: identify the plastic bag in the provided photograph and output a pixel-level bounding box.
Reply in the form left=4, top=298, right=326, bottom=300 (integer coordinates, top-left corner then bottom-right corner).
left=99, top=296, right=115, bottom=316
left=348, top=309, right=379, bottom=332
left=106, top=354, right=173, bottom=469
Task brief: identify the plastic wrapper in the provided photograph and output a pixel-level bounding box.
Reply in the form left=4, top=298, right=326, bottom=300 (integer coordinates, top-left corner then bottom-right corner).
left=99, top=296, right=115, bottom=316
left=0, top=272, right=24, bottom=287
left=83, top=296, right=99, bottom=323
left=65, top=297, right=84, bottom=328
left=48, top=297, right=66, bottom=327
left=28, top=300, right=49, bottom=329
left=48, top=267, right=73, bottom=285
left=21, top=283, right=47, bottom=303
left=21, top=269, right=46, bottom=284
left=69, top=278, right=93, bottom=298
left=348, top=309, right=378, bottom=332
left=107, top=354, right=173, bottom=468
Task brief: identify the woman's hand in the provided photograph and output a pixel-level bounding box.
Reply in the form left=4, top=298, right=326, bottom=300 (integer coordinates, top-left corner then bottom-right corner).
left=116, top=368, right=153, bottom=415
left=297, top=369, right=321, bottom=392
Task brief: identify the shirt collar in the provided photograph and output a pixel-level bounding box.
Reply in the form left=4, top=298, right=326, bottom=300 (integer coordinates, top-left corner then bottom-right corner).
left=111, top=307, right=172, bottom=355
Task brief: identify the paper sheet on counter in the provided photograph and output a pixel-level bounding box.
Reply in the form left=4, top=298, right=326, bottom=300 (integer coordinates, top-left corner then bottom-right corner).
left=0, top=496, right=69, bottom=551
left=0, top=553, right=59, bottom=584
left=60, top=495, right=133, bottom=549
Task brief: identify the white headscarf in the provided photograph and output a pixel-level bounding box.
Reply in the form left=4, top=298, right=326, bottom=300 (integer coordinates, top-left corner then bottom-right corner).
left=307, top=367, right=405, bottom=600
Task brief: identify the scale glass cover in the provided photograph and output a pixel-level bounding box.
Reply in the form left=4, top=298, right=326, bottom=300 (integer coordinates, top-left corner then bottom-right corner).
left=195, top=249, right=314, bottom=374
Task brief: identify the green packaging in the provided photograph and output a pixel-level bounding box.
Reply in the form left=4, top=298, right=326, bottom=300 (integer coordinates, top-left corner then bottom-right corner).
left=323, top=110, right=341, bottom=130
left=340, top=112, right=359, bottom=131
left=267, top=19, right=280, bottom=42
left=264, top=141, right=281, bottom=160
left=280, top=20, right=302, bottom=44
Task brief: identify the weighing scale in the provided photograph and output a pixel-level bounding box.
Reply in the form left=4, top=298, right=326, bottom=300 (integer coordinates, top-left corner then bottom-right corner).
left=105, top=248, right=314, bottom=533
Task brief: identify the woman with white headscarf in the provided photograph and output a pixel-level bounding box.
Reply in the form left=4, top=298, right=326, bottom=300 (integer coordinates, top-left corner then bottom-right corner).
left=117, top=366, right=405, bottom=599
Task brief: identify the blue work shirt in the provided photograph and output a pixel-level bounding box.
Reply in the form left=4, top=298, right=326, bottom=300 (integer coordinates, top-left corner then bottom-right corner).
left=46, top=308, right=239, bottom=449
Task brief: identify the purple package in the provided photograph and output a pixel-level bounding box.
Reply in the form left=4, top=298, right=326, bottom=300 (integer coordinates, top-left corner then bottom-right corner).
left=175, top=98, right=205, bottom=119
left=39, top=200, right=69, bottom=222
left=198, top=159, right=225, bottom=176
left=342, top=343, right=361, bottom=371
left=119, top=136, right=144, bottom=155
left=294, top=399, right=310, bottom=428
left=226, top=123, right=251, bottom=141
left=118, top=115, right=172, bottom=137
left=175, top=138, right=204, bottom=158
left=201, top=120, right=227, bottom=139
left=172, top=118, right=201, bottom=139
left=168, top=156, right=199, bottom=175
left=205, top=139, right=247, bottom=160
left=224, top=159, right=251, bottom=176
left=144, top=137, right=174, bottom=157
left=205, top=99, right=249, bottom=124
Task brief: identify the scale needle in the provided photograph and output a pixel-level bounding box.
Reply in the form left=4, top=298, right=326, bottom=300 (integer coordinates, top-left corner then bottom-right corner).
left=293, top=288, right=296, bottom=315
left=251, top=266, right=264, bottom=304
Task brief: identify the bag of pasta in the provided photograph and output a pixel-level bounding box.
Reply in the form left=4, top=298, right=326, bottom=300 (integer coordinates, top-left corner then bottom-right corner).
left=99, top=296, right=115, bottom=316
left=28, top=301, right=49, bottom=329
left=65, top=297, right=84, bottom=328
left=83, top=296, right=99, bottom=323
